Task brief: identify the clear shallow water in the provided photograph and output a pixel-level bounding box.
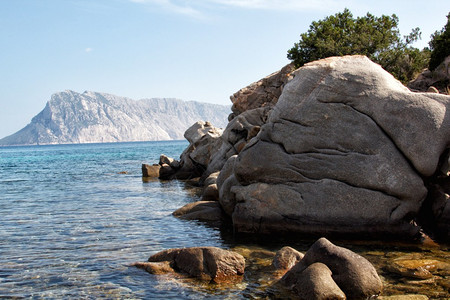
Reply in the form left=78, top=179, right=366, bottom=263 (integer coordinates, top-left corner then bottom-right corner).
left=1, top=141, right=449, bottom=299
left=0, top=141, right=230, bottom=299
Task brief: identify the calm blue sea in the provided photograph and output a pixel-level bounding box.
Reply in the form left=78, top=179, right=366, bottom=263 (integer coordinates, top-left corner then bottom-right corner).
left=0, top=141, right=234, bottom=299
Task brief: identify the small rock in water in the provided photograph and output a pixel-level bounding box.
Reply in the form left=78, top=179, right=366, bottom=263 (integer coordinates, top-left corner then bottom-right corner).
left=272, top=246, right=304, bottom=273
left=142, top=163, right=160, bottom=178
left=140, top=247, right=245, bottom=284
left=386, top=259, right=444, bottom=279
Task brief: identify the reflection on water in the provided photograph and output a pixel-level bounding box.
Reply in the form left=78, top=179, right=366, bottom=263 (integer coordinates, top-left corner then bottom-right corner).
left=0, top=142, right=448, bottom=299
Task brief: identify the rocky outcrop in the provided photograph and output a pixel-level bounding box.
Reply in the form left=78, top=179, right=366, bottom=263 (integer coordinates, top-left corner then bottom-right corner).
left=152, top=64, right=294, bottom=182
left=217, top=55, right=450, bottom=238
left=137, top=247, right=245, bottom=284
left=282, top=238, right=382, bottom=299
left=0, top=90, right=230, bottom=145
left=408, top=55, right=450, bottom=94
left=230, top=63, right=295, bottom=116
left=157, top=121, right=223, bottom=180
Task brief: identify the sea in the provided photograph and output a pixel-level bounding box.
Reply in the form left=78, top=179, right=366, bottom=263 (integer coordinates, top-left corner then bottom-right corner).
left=0, top=141, right=234, bottom=299
left=1, top=141, right=449, bottom=299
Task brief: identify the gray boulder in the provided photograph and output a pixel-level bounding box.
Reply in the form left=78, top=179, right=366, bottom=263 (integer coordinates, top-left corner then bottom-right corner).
left=218, top=55, right=450, bottom=238
left=288, top=262, right=346, bottom=300
left=282, top=237, right=382, bottom=299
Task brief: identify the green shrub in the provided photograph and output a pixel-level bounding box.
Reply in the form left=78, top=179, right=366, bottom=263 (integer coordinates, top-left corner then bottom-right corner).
left=428, top=13, right=450, bottom=71
left=287, top=9, right=430, bottom=83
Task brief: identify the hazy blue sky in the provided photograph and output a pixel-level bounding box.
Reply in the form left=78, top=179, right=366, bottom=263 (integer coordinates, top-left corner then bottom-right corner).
left=0, top=0, right=448, bottom=138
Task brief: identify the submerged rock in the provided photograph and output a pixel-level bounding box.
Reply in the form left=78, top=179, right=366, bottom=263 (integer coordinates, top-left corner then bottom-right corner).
left=386, top=257, right=450, bottom=279
left=132, top=261, right=174, bottom=275
left=218, top=55, right=450, bottom=238
left=145, top=247, right=245, bottom=283
left=378, top=296, right=429, bottom=300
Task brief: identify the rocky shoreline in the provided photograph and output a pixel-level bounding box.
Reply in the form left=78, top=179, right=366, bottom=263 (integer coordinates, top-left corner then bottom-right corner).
left=138, top=55, right=450, bottom=298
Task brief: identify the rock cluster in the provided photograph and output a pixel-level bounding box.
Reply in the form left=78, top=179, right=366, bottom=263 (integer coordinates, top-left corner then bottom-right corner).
left=145, top=55, right=450, bottom=241
left=134, top=238, right=384, bottom=299
left=142, top=121, right=223, bottom=180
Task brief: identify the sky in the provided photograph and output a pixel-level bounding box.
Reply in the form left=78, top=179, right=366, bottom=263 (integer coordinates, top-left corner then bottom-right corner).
left=0, top=0, right=448, bottom=139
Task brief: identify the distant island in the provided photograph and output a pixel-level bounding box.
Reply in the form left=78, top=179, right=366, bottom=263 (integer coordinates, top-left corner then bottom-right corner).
left=0, top=90, right=230, bottom=146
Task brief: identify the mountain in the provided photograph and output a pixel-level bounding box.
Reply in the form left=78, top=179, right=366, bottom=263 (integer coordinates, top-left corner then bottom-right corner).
left=0, top=90, right=230, bottom=145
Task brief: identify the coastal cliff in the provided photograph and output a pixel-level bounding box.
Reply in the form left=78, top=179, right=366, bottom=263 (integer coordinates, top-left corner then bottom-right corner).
left=0, top=90, right=230, bottom=145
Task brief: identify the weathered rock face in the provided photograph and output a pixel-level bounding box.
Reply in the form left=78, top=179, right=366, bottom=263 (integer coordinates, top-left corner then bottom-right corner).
left=218, top=55, right=450, bottom=238
left=204, top=107, right=272, bottom=180
left=145, top=247, right=246, bottom=283
left=408, top=55, right=450, bottom=94
left=282, top=238, right=382, bottom=299
left=230, top=63, right=295, bottom=116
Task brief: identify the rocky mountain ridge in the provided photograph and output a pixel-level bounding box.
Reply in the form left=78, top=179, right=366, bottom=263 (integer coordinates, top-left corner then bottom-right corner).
left=0, top=90, right=230, bottom=145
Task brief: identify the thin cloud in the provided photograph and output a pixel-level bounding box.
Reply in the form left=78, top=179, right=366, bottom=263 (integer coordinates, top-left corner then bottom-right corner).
left=128, top=0, right=204, bottom=19
left=85, top=48, right=93, bottom=53
left=128, top=0, right=352, bottom=20
left=210, top=0, right=347, bottom=12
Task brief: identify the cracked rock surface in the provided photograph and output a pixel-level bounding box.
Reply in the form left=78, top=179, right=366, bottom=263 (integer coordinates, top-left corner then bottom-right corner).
left=218, top=55, right=450, bottom=238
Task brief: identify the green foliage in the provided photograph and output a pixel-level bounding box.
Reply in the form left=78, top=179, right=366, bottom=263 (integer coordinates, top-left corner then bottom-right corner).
left=428, top=13, right=450, bottom=71
left=287, top=9, right=429, bottom=83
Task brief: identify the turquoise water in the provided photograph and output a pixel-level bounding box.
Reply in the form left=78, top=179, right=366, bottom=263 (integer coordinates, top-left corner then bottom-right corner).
left=1, top=141, right=449, bottom=299
left=0, top=141, right=230, bottom=299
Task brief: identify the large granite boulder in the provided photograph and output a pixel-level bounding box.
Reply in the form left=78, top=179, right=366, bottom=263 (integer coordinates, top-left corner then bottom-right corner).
left=204, top=107, right=272, bottom=180
left=144, top=247, right=245, bottom=283
left=218, top=55, right=450, bottom=238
